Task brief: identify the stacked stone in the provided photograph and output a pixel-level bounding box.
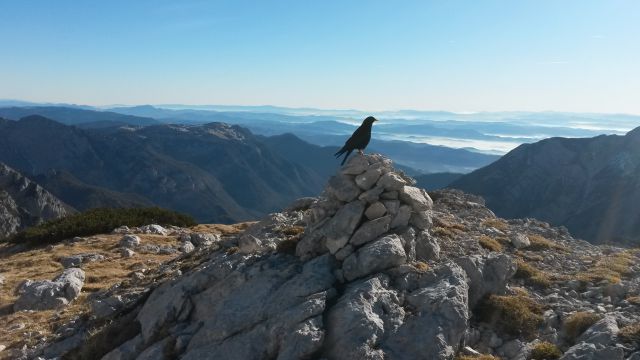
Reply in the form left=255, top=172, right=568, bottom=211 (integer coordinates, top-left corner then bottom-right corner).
left=296, top=154, right=437, bottom=280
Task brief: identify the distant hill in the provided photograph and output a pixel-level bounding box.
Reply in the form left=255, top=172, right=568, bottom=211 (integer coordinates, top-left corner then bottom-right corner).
left=0, top=162, right=74, bottom=238
left=0, top=116, right=325, bottom=223
left=415, top=172, right=463, bottom=190
left=451, top=127, right=640, bottom=245
left=0, top=106, right=159, bottom=127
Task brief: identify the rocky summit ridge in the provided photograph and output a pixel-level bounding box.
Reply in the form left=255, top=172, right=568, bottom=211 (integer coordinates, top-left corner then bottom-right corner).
left=3, top=154, right=640, bottom=360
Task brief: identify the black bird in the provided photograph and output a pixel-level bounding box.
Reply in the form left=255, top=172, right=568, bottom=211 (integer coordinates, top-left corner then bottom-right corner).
left=334, top=116, right=377, bottom=165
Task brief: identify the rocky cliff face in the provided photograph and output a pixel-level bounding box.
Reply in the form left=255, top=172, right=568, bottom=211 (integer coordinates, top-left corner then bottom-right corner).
left=451, top=127, right=640, bottom=245
left=4, top=155, right=640, bottom=360
left=0, top=162, right=74, bottom=238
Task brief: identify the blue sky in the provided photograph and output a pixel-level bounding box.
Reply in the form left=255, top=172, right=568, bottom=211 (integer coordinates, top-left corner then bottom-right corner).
left=1, top=0, right=639, bottom=113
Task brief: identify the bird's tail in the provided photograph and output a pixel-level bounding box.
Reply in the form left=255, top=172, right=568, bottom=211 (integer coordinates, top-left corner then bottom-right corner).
left=340, top=150, right=353, bottom=165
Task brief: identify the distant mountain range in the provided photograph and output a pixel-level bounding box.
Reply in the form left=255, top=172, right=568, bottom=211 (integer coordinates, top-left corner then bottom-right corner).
left=0, top=106, right=159, bottom=127
left=0, top=162, right=74, bottom=238
left=0, top=105, right=500, bottom=173
left=451, top=127, right=640, bottom=245
left=0, top=116, right=327, bottom=223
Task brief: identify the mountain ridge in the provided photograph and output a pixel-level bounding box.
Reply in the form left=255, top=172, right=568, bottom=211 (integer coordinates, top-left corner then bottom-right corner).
left=0, top=116, right=325, bottom=223
left=451, top=127, right=640, bottom=245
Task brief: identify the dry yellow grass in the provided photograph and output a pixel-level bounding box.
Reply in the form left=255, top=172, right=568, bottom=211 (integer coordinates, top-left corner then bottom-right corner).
left=0, top=223, right=245, bottom=355
left=478, top=235, right=503, bottom=252
left=619, top=322, right=640, bottom=343
left=434, top=217, right=467, bottom=231
left=516, top=251, right=544, bottom=262
left=433, top=226, right=456, bottom=238
left=525, top=234, right=567, bottom=251
left=514, top=259, right=552, bottom=288
left=483, top=218, right=509, bottom=231
left=412, top=261, right=430, bottom=273
left=279, top=225, right=305, bottom=236
left=626, top=296, right=640, bottom=305
left=563, top=312, right=601, bottom=342
left=456, top=355, right=501, bottom=360
left=576, top=250, right=637, bottom=285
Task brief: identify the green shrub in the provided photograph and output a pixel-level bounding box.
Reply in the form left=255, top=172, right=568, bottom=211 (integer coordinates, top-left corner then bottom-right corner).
left=529, top=341, right=562, bottom=359
left=6, top=207, right=196, bottom=245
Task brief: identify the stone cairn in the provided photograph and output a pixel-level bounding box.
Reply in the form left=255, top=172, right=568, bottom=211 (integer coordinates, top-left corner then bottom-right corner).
left=296, top=153, right=437, bottom=281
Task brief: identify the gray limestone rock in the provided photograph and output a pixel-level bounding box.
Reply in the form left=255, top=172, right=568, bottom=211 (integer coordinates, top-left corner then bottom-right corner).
left=327, top=174, right=361, bottom=202
left=119, top=235, right=141, bottom=248
left=341, top=155, right=370, bottom=175
left=324, top=263, right=469, bottom=360
left=350, top=215, right=392, bottom=247
left=14, top=268, right=85, bottom=311
left=577, top=315, right=619, bottom=346
left=355, top=168, right=384, bottom=190
left=561, top=342, right=624, bottom=360
left=415, top=230, right=440, bottom=261
left=342, top=234, right=407, bottom=281
left=454, top=254, right=517, bottom=308
left=179, top=241, right=195, bottom=254
left=190, top=232, right=220, bottom=247
left=399, top=186, right=433, bottom=212
left=409, top=210, right=433, bottom=230
left=358, top=186, right=385, bottom=204
left=121, top=248, right=135, bottom=258
left=377, top=172, right=408, bottom=191
left=511, top=233, right=531, bottom=249
left=364, top=201, right=387, bottom=220
left=323, top=200, right=366, bottom=254
left=136, top=254, right=336, bottom=360
left=390, top=205, right=412, bottom=229
left=60, top=253, right=105, bottom=268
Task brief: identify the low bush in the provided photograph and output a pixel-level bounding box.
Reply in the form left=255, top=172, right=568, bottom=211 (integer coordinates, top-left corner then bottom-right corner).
left=525, top=234, right=566, bottom=251
left=475, top=292, right=544, bottom=338
left=433, top=226, right=455, bottom=238
left=483, top=218, right=509, bottom=231
left=626, top=296, right=640, bottom=305
left=619, top=322, right=640, bottom=343
left=529, top=341, right=562, bottom=360
left=514, top=259, right=552, bottom=288
left=412, top=261, right=430, bottom=272
left=576, top=251, right=636, bottom=285
left=563, top=311, right=601, bottom=342
left=7, top=207, right=196, bottom=245
left=478, top=235, right=503, bottom=252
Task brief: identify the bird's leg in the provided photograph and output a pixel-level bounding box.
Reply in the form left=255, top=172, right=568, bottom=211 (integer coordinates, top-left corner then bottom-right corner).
left=357, top=149, right=364, bottom=155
